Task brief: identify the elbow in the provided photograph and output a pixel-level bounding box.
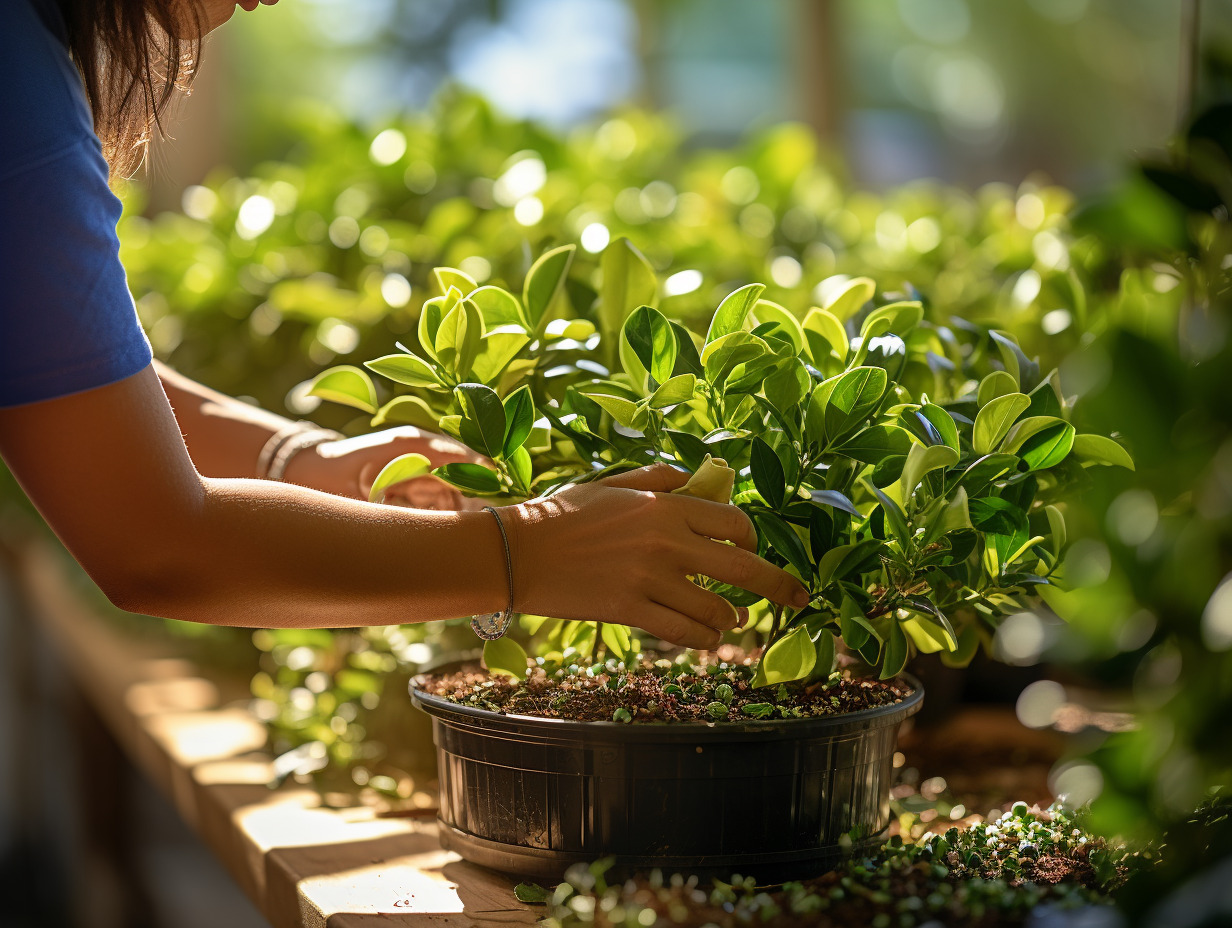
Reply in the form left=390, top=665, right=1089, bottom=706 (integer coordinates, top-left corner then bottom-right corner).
left=92, top=548, right=202, bottom=623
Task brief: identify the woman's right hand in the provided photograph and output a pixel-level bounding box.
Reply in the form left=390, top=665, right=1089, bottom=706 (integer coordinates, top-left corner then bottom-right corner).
left=502, top=463, right=811, bottom=649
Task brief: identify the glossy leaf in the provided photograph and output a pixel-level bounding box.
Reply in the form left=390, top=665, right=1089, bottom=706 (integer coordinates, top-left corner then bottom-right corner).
left=752, top=299, right=805, bottom=353
left=469, top=286, right=526, bottom=328
left=434, top=266, right=477, bottom=296
left=366, top=353, right=440, bottom=388
left=822, top=276, right=875, bottom=321
left=751, top=625, right=816, bottom=688
left=1019, top=421, right=1076, bottom=471
left=900, top=442, right=959, bottom=499
left=649, top=373, right=697, bottom=409
left=371, top=395, right=438, bottom=429
left=456, top=383, right=507, bottom=459
left=523, top=244, right=576, bottom=330
left=483, top=636, right=529, bottom=680
left=622, top=305, right=678, bottom=386
left=750, top=437, right=786, bottom=509
left=706, top=283, right=765, bottom=344
left=973, top=392, right=1031, bottom=455
left=809, top=489, right=861, bottom=518
left=599, top=237, right=657, bottom=361
left=880, top=620, right=909, bottom=679
left=1071, top=433, right=1135, bottom=470
left=977, top=371, right=1018, bottom=407
left=502, top=385, right=536, bottom=455
left=701, top=331, right=768, bottom=385
left=755, top=512, right=811, bottom=578
left=823, top=366, right=888, bottom=440
left=307, top=365, right=377, bottom=413
left=802, top=306, right=849, bottom=364
left=435, top=462, right=503, bottom=494
left=838, top=424, right=912, bottom=465
left=368, top=452, right=431, bottom=503
left=919, top=404, right=960, bottom=451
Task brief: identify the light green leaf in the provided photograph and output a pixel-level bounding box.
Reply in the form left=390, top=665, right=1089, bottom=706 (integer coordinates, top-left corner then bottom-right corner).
left=902, top=614, right=957, bottom=654
left=366, top=353, right=441, bottom=388
left=368, top=453, right=431, bottom=503
left=701, top=331, right=768, bottom=386
left=545, top=318, right=597, bottom=341
left=763, top=358, right=810, bottom=413
left=751, top=625, right=816, bottom=688
left=470, top=327, right=531, bottom=384
left=507, top=445, right=532, bottom=491
left=622, top=305, right=677, bottom=385
left=752, top=299, right=805, bottom=353
left=919, top=404, right=959, bottom=451
left=483, top=637, right=529, bottom=680
left=600, top=623, right=635, bottom=662
left=418, top=290, right=459, bottom=361
left=706, top=283, right=766, bottom=344
left=581, top=391, right=642, bottom=428
left=859, top=301, right=923, bottom=341
left=899, top=442, right=959, bottom=500
left=649, top=373, right=697, bottom=409
left=1046, top=504, right=1067, bottom=558
left=1071, top=433, right=1135, bottom=470
left=823, top=366, right=888, bottom=441
left=973, top=392, right=1030, bottom=455
left=1001, top=416, right=1067, bottom=455
left=523, top=244, right=576, bottom=330
left=371, top=395, right=439, bottom=429
left=977, top=370, right=1019, bottom=407
left=434, top=299, right=484, bottom=379
left=1019, top=421, right=1075, bottom=471
left=802, top=306, right=849, bottom=365
left=469, top=286, right=526, bottom=328
left=881, top=620, right=908, bottom=679
left=434, top=462, right=502, bottom=494
left=822, top=276, right=876, bottom=321
left=599, top=237, right=657, bottom=364
left=307, top=365, right=377, bottom=413
left=433, top=266, right=477, bottom=297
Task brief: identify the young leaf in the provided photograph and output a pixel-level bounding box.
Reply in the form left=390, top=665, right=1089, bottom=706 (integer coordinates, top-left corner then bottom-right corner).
left=483, top=636, right=529, bottom=680
left=1001, top=416, right=1067, bottom=455
left=858, top=301, right=923, bottom=341
left=899, top=442, right=959, bottom=500
left=973, top=392, right=1031, bottom=455
left=470, top=327, right=530, bottom=384
left=880, top=620, right=909, bottom=679
left=1071, top=433, right=1134, bottom=470
left=902, top=614, right=957, bottom=654
left=822, top=276, right=876, bottom=321
left=622, top=305, right=678, bottom=386
left=802, top=306, right=849, bottom=365
left=434, top=299, right=484, bottom=379
left=751, top=437, right=787, bottom=510
left=523, top=244, right=576, bottom=330
left=469, top=286, right=527, bottom=328
left=307, top=365, right=378, bottom=413
left=368, top=453, right=431, bottom=503
left=1046, top=504, right=1067, bottom=558
left=580, top=391, right=642, bottom=429
left=600, top=623, right=635, bottom=662
left=706, top=283, right=766, bottom=344
left=434, top=266, right=477, bottom=296
left=435, top=462, right=503, bottom=494
left=701, top=331, right=768, bottom=386
left=754, top=512, right=812, bottom=578
left=365, top=353, right=440, bottom=388
left=371, top=395, right=438, bottom=429
left=502, top=385, right=536, bottom=455
left=977, top=371, right=1018, bottom=407
left=751, top=625, right=816, bottom=688
left=752, top=299, right=805, bottom=353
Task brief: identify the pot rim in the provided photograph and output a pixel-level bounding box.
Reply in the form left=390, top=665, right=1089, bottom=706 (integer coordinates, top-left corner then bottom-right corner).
left=410, top=670, right=923, bottom=741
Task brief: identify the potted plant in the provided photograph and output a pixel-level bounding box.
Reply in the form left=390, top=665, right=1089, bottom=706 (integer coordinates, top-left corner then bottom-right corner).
left=308, top=239, right=1132, bottom=881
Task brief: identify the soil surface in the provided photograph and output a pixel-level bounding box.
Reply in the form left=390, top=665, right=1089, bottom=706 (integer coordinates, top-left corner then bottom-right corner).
left=419, top=657, right=912, bottom=723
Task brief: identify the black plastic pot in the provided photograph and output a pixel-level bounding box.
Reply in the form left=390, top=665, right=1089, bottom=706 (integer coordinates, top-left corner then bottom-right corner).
left=410, top=674, right=922, bottom=883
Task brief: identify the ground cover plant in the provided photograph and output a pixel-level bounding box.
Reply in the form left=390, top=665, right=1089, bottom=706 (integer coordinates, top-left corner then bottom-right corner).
left=307, top=238, right=1133, bottom=714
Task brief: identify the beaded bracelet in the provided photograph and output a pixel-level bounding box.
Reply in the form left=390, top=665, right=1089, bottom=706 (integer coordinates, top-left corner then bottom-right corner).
left=471, top=506, right=516, bottom=640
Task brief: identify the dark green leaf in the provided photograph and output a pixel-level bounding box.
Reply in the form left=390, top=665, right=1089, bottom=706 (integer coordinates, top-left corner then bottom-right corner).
left=754, top=512, right=812, bottom=578
left=809, top=489, right=861, bottom=518
left=456, top=383, right=507, bottom=458
left=751, top=437, right=786, bottom=509
left=838, top=424, right=912, bottom=465
left=501, top=385, right=535, bottom=455
left=434, top=462, right=502, bottom=494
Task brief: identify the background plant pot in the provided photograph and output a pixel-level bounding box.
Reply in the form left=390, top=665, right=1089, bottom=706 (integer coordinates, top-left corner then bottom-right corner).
left=410, top=674, right=923, bottom=882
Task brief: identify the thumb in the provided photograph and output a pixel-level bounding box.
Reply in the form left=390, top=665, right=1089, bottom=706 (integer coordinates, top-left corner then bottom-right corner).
left=600, top=462, right=689, bottom=493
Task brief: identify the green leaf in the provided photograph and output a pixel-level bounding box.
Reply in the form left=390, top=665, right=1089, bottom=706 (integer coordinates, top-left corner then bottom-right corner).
left=881, top=620, right=908, bottom=679
left=418, top=291, right=457, bottom=361
left=956, top=453, right=1018, bottom=496
left=455, top=383, right=507, bottom=459
left=973, top=392, right=1030, bottom=455
left=701, top=331, right=768, bottom=386
left=761, top=359, right=809, bottom=417
left=937, top=487, right=973, bottom=534
left=840, top=596, right=879, bottom=650
left=501, top=385, right=535, bottom=455
left=1019, top=421, right=1075, bottom=471
left=622, top=305, right=678, bottom=385
left=581, top=391, right=642, bottom=429
left=599, top=238, right=658, bottom=364
left=367, top=453, right=432, bottom=503
left=307, top=365, right=377, bottom=413
left=802, top=306, right=849, bottom=364
left=649, top=373, right=697, bottom=409
left=483, top=636, right=529, bottom=680
left=1071, top=434, right=1135, bottom=470
left=601, top=623, right=635, bottom=661
left=899, top=442, right=959, bottom=500
left=433, top=266, right=477, bottom=297
left=902, top=613, right=957, bottom=654
left=940, top=621, right=981, bottom=668
left=1001, top=416, right=1067, bottom=455
left=977, top=371, right=1019, bottom=407
left=812, top=631, right=837, bottom=679
left=469, top=286, right=527, bottom=328
left=822, top=276, right=876, bottom=321
left=919, top=404, right=959, bottom=451
left=750, top=437, right=786, bottom=509
left=434, top=462, right=503, bottom=494
left=523, top=244, right=576, bottom=330
left=871, top=484, right=911, bottom=546
left=371, top=395, right=439, bottom=429
left=706, top=283, right=766, bottom=344
left=837, top=424, right=912, bottom=465
left=507, top=445, right=532, bottom=492
left=1046, top=504, right=1067, bottom=557
left=752, top=299, right=805, bottom=353
left=815, top=538, right=882, bottom=589
left=755, top=512, right=812, bottom=578
left=434, top=299, right=484, bottom=379
left=742, top=702, right=775, bottom=719
left=365, top=353, right=441, bottom=388
left=513, top=883, right=553, bottom=905
left=823, top=366, right=888, bottom=440
left=752, top=625, right=816, bottom=688
left=470, top=327, right=530, bottom=384
left=859, top=300, right=923, bottom=341
left=1026, top=372, right=1064, bottom=419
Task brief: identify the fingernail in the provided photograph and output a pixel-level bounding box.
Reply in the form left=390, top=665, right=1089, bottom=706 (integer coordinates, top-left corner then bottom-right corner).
left=793, top=588, right=810, bottom=608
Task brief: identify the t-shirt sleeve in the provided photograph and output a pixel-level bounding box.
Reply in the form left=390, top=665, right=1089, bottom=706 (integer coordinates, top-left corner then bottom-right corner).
left=0, top=0, right=152, bottom=408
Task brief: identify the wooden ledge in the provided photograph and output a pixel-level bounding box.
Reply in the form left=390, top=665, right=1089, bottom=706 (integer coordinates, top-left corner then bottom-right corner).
left=15, top=541, right=537, bottom=928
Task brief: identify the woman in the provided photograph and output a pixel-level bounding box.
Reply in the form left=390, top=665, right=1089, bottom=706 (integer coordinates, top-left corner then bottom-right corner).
left=0, top=0, right=809, bottom=648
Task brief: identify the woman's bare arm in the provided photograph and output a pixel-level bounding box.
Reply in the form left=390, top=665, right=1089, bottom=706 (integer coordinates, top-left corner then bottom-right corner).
left=0, top=365, right=808, bottom=643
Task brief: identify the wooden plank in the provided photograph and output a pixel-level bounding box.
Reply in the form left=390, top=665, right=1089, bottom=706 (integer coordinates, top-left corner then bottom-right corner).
left=16, top=542, right=537, bottom=928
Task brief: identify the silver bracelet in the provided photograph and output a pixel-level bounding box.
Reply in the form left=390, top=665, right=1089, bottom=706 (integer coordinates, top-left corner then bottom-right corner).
left=267, top=428, right=343, bottom=482
left=256, top=421, right=315, bottom=479
left=471, top=506, right=516, bottom=640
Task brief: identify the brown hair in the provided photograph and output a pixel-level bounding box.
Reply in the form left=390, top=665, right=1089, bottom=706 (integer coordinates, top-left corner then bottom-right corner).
left=56, top=0, right=204, bottom=177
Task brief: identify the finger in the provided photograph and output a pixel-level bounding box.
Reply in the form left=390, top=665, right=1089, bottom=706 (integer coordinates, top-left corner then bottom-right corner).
left=600, top=462, right=688, bottom=493
left=652, top=578, right=740, bottom=633
left=630, top=602, right=723, bottom=650
left=691, top=542, right=811, bottom=609
left=674, top=496, right=758, bottom=551
left=736, top=607, right=750, bottom=628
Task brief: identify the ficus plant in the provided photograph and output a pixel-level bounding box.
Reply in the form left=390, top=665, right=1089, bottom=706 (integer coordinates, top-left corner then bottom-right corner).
left=310, top=237, right=1133, bottom=692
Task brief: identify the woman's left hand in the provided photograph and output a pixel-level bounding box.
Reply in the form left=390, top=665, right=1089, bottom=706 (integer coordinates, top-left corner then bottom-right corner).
left=282, top=426, right=488, bottom=509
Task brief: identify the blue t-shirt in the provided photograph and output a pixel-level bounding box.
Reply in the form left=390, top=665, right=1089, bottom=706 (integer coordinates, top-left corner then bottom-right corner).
left=0, top=0, right=153, bottom=408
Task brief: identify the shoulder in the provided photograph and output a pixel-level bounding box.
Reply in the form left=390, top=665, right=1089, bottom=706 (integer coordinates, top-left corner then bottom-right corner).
left=0, top=0, right=99, bottom=181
